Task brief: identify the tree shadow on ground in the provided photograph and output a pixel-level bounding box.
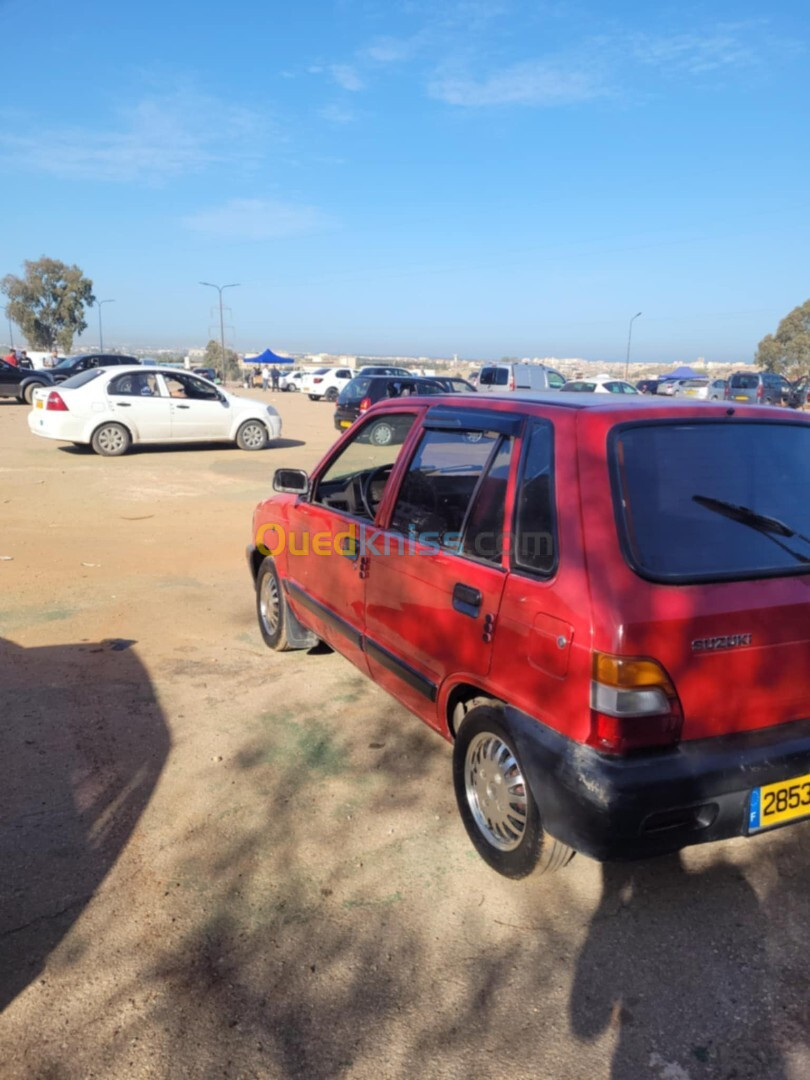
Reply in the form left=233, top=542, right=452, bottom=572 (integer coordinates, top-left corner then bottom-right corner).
left=0, top=637, right=170, bottom=1013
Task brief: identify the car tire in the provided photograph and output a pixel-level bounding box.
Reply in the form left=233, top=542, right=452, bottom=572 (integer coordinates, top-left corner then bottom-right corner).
left=368, top=420, right=394, bottom=446
left=91, top=422, right=131, bottom=457
left=23, top=382, right=42, bottom=404
left=452, top=704, right=575, bottom=879
left=256, top=558, right=292, bottom=651
left=236, top=420, right=269, bottom=451
left=308, top=394, right=318, bottom=401
left=325, top=387, right=339, bottom=402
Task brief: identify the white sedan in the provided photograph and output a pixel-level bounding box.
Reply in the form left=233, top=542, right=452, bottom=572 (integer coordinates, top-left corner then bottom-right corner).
left=28, top=366, right=282, bottom=456
left=560, top=375, right=639, bottom=394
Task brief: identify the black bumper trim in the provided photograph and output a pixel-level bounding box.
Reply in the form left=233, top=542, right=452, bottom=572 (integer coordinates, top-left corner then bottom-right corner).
left=505, top=706, right=810, bottom=861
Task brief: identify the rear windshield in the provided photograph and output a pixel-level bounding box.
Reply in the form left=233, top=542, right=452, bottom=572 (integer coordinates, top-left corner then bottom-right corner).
left=479, top=366, right=509, bottom=386
left=730, top=374, right=758, bottom=389
left=338, top=376, right=372, bottom=404
left=611, top=421, right=810, bottom=582
left=59, top=368, right=106, bottom=389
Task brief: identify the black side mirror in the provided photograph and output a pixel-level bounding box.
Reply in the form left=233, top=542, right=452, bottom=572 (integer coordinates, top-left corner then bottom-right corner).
left=273, top=468, right=309, bottom=495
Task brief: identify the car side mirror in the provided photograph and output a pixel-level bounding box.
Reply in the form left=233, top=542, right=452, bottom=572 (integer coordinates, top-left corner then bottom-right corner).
left=273, top=468, right=309, bottom=495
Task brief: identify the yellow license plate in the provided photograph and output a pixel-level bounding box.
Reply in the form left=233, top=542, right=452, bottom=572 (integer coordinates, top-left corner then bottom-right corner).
left=36, top=398, right=43, bottom=408
left=749, top=772, right=810, bottom=832
left=685, top=390, right=696, bottom=396
left=734, top=395, right=748, bottom=401
left=340, top=420, right=351, bottom=428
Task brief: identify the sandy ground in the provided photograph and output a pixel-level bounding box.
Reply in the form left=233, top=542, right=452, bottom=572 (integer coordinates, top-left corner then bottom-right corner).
left=1, top=388, right=809, bottom=1080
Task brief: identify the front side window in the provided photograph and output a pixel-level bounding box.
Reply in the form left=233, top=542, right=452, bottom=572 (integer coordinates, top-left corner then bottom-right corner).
left=313, top=413, right=417, bottom=520
left=390, top=428, right=510, bottom=561
left=514, top=421, right=556, bottom=575
left=612, top=421, right=810, bottom=581
left=547, top=370, right=565, bottom=389
left=163, top=374, right=220, bottom=400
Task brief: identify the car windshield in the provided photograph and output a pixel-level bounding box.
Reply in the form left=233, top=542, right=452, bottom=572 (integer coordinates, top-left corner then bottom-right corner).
left=59, top=369, right=107, bottom=389
left=611, top=421, right=810, bottom=581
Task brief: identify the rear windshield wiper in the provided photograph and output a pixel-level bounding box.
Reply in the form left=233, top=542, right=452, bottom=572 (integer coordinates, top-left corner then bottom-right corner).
left=693, top=495, right=810, bottom=564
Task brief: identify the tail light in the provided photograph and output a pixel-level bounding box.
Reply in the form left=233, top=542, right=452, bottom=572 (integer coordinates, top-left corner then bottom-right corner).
left=359, top=396, right=371, bottom=412
left=509, top=375, right=516, bottom=390
left=313, top=376, right=323, bottom=384
left=46, top=391, right=68, bottom=411
left=756, top=383, right=763, bottom=401
left=724, top=384, right=731, bottom=400
left=589, top=652, right=683, bottom=754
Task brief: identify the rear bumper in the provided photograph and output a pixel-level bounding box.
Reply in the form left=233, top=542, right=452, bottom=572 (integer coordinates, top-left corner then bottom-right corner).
left=333, top=407, right=359, bottom=431
left=506, top=707, right=810, bottom=861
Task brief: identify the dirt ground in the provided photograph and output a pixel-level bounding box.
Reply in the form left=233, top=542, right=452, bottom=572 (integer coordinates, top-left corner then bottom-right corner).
left=1, top=388, right=809, bottom=1080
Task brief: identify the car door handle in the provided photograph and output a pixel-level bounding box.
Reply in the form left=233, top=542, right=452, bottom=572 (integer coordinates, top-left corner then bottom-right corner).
left=339, top=536, right=359, bottom=561
left=116, top=402, right=131, bottom=407
left=175, top=404, right=190, bottom=409
left=453, top=583, right=482, bottom=618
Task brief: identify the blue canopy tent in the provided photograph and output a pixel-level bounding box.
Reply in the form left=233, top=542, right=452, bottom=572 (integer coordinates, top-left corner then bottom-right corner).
left=247, top=348, right=295, bottom=366
left=658, top=365, right=699, bottom=382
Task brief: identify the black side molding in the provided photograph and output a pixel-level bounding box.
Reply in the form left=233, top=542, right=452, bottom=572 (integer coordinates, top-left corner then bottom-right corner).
left=365, top=638, right=437, bottom=702
left=286, top=581, right=363, bottom=651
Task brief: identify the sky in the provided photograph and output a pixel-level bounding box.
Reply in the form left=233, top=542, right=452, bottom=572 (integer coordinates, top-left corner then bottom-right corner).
left=0, top=0, right=807, bottom=363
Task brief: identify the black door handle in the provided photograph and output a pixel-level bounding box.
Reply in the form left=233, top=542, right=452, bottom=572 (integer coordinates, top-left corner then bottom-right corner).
left=116, top=402, right=131, bottom=407
left=453, top=582, right=482, bottom=617
left=340, top=535, right=358, bottom=561
left=176, top=404, right=190, bottom=409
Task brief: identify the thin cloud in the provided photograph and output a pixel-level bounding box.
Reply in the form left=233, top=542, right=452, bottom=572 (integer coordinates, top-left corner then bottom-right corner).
left=320, top=103, right=357, bottom=125
left=330, top=64, right=365, bottom=91
left=630, top=31, right=757, bottom=74
left=0, top=89, right=266, bottom=183
left=429, top=60, right=605, bottom=106
left=182, top=198, right=333, bottom=240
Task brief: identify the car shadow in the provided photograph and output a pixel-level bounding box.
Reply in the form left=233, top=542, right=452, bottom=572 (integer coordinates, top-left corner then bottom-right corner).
left=0, top=637, right=170, bottom=1013
left=55, top=438, right=306, bottom=456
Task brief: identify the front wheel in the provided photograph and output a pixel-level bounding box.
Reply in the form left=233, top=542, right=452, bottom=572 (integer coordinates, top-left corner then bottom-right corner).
left=256, top=558, right=292, bottom=651
left=236, top=420, right=269, bottom=451
left=452, top=705, right=575, bottom=879
left=368, top=420, right=394, bottom=446
left=91, top=422, right=131, bottom=457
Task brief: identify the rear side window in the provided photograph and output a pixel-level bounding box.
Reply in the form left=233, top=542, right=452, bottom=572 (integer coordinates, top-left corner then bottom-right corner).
left=611, top=422, right=810, bottom=581
left=479, top=366, right=508, bottom=387
left=513, top=421, right=556, bottom=575
left=108, top=371, right=159, bottom=396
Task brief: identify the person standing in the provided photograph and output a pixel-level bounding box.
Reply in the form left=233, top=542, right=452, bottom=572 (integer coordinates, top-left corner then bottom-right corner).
left=4, top=349, right=18, bottom=366
left=261, top=366, right=269, bottom=392
left=270, top=365, right=280, bottom=391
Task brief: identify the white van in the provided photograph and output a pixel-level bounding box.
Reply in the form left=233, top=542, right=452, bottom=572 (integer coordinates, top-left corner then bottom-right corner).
left=475, top=362, right=566, bottom=393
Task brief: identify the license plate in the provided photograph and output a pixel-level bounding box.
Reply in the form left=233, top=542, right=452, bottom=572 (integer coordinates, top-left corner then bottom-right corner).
left=748, top=772, right=810, bottom=832
left=35, top=398, right=43, bottom=408
left=340, top=420, right=351, bottom=428
left=685, top=389, right=696, bottom=397
left=734, top=395, right=748, bottom=401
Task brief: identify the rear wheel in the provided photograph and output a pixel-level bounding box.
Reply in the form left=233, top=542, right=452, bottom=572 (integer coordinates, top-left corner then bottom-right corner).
left=23, top=382, right=42, bottom=404
left=256, top=558, right=292, bottom=651
left=452, top=705, right=575, bottom=878
left=308, top=394, right=318, bottom=401
left=325, top=387, right=339, bottom=402
left=236, top=420, right=268, bottom=451
left=91, top=422, right=131, bottom=457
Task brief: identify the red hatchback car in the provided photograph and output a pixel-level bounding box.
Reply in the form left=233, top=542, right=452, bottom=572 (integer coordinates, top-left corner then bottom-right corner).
left=248, top=394, right=810, bottom=878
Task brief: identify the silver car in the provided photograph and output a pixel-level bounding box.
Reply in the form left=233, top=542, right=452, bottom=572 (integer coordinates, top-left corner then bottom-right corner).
left=672, top=377, right=709, bottom=400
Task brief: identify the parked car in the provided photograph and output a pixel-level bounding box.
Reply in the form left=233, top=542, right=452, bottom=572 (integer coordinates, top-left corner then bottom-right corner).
left=0, top=356, right=54, bottom=404
left=50, top=353, right=139, bottom=384
left=29, top=366, right=281, bottom=456
left=359, top=365, right=413, bottom=376
left=302, top=366, right=355, bottom=402
left=725, top=371, right=790, bottom=406
left=787, top=376, right=810, bottom=410
left=334, top=375, right=459, bottom=437
left=249, top=394, right=810, bottom=879
left=561, top=376, right=639, bottom=394
left=635, top=379, right=659, bottom=394
left=475, top=362, right=566, bottom=393
left=192, top=366, right=218, bottom=382
left=280, top=370, right=306, bottom=392
left=432, top=377, right=477, bottom=393
left=672, top=377, right=709, bottom=400
left=707, top=378, right=728, bottom=401
left=657, top=378, right=686, bottom=396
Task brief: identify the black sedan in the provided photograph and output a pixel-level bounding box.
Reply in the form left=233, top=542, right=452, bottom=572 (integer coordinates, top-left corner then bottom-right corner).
left=334, top=375, right=466, bottom=437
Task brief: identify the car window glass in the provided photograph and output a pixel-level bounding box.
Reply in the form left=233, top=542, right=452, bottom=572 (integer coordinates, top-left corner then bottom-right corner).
left=547, top=371, right=565, bottom=388
left=390, top=429, right=500, bottom=547
left=108, top=371, right=160, bottom=396
left=163, top=374, right=219, bottom=400
left=313, top=413, right=417, bottom=520
left=460, top=438, right=513, bottom=564
left=514, top=421, right=556, bottom=575
left=732, top=374, right=758, bottom=389
left=479, top=366, right=508, bottom=386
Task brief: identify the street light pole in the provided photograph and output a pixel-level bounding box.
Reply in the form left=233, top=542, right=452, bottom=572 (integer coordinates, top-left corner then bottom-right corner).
left=199, top=282, right=240, bottom=384
left=97, top=299, right=115, bottom=352
left=624, top=311, right=642, bottom=380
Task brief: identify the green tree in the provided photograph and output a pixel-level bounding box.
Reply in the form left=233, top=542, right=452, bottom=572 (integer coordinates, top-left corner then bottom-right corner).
left=755, top=299, right=810, bottom=375
left=203, top=339, right=240, bottom=381
left=1, top=257, right=95, bottom=353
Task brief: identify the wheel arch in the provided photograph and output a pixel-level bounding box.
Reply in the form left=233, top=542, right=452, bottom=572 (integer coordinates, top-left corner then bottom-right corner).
left=444, top=680, right=503, bottom=739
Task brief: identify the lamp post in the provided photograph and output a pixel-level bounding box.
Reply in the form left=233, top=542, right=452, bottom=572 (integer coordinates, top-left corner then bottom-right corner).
left=200, top=281, right=240, bottom=384
left=624, top=311, right=642, bottom=380
left=97, top=299, right=115, bottom=352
